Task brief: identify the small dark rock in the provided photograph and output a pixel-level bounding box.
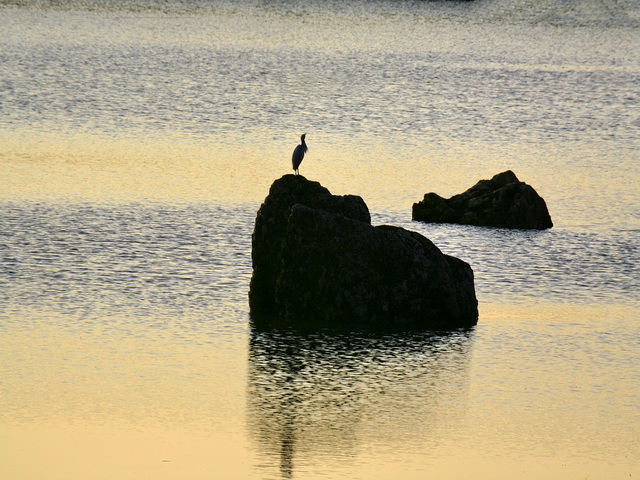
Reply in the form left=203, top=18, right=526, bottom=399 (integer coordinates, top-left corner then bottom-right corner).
left=249, top=174, right=478, bottom=330
left=412, top=170, right=553, bottom=230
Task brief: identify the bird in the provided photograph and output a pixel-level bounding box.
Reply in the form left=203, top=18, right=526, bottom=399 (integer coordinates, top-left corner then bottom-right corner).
left=291, top=133, right=307, bottom=175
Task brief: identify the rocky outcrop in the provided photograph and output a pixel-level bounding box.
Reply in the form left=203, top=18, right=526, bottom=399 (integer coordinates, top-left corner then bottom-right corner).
left=412, top=170, right=553, bottom=230
left=249, top=175, right=478, bottom=330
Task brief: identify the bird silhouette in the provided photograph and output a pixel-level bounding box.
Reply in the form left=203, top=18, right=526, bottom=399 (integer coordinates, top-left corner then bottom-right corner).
left=291, top=133, right=307, bottom=175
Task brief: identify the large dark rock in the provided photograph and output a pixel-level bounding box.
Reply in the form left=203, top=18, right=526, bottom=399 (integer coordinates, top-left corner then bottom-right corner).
left=249, top=175, right=478, bottom=330
left=412, top=170, right=552, bottom=230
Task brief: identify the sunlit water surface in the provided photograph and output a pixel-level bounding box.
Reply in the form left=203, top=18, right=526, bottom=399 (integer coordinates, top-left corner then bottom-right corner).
left=1, top=0, right=639, bottom=478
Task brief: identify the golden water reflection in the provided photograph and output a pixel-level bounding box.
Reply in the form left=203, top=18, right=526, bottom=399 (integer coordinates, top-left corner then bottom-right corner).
left=2, top=128, right=637, bottom=235
left=1, top=304, right=638, bottom=479
left=0, top=130, right=282, bottom=205
left=2, top=422, right=252, bottom=480
left=0, top=309, right=254, bottom=480
left=0, top=129, right=486, bottom=208
left=247, top=328, right=473, bottom=478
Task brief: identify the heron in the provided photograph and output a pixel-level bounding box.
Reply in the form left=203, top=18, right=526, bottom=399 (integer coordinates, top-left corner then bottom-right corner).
left=291, top=133, right=307, bottom=175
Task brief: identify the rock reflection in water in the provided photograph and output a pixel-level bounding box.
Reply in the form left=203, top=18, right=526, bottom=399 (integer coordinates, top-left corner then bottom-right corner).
left=247, top=327, right=474, bottom=478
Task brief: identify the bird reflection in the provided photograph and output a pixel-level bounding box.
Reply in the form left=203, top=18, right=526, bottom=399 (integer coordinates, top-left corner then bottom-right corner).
left=246, top=326, right=474, bottom=479
left=279, top=398, right=296, bottom=478
left=274, top=345, right=305, bottom=479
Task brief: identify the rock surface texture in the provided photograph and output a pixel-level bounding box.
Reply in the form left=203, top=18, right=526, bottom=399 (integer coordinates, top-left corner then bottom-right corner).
left=249, top=175, right=478, bottom=330
left=412, top=170, right=553, bottom=230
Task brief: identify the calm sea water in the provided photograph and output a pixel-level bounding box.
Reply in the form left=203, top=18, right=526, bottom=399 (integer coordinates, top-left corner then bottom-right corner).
left=1, top=0, right=639, bottom=478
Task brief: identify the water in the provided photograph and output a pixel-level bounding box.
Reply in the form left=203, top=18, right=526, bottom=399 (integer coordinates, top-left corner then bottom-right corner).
left=1, top=0, right=639, bottom=478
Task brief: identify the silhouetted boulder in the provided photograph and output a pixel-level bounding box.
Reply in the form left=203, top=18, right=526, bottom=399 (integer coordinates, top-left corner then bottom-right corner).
left=249, top=175, right=478, bottom=330
left=412, top=170, right=553, bottom=230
